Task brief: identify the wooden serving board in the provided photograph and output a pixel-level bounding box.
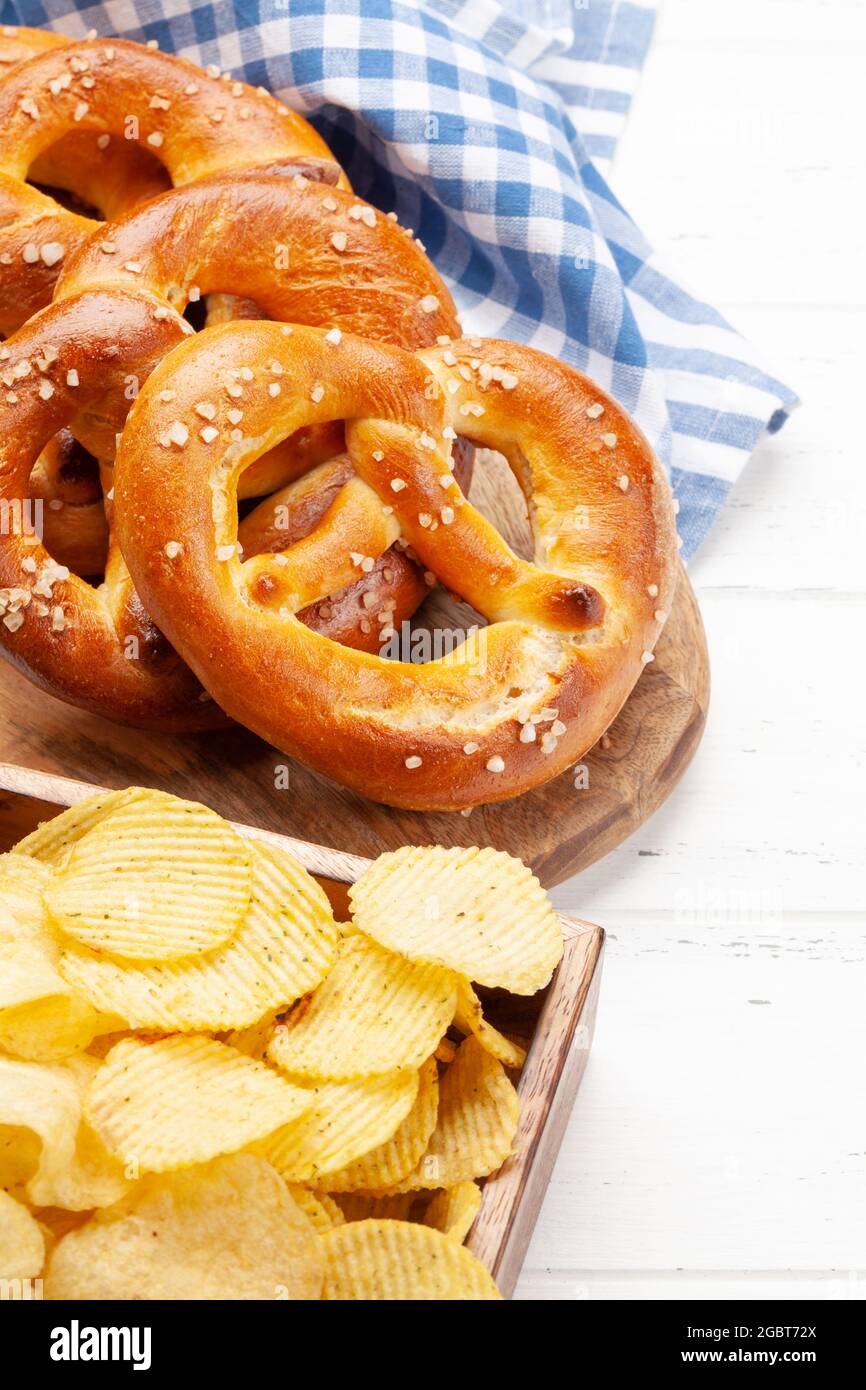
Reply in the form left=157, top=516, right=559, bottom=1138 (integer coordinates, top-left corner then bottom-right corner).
left=0, top=455, right=708, bottom=887
left=0, top=764, right=604, bottom=1300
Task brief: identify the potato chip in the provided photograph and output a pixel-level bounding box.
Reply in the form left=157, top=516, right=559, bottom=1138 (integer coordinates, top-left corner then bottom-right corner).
left=257, top=1069, right=418, bottom=1183
left=45, top=1153, right=324, bottom=1300
left=15, top=788, right=152, bottom=867
left=423, top=1181, right=482, bottom=1243
left=330, top=1192, right=416, bottom=1223
left=0, top=938, right=108, bottom=1060
left=321, top=1219, right=500, bottom=1300
left=45, top=791, right=251, bottom=961
left=0, top=1123, right=41, bottom=1189
left=85, top=1035, right=312, bottom=1172
left=58, top=842, right=339, bottom=1031
left=0, top=1053, right=132, bottom=1210
left=0, top=1189, right=45, bottom=1282
left=387, top=1037, right=519, bottom=1191
left=0, top=852, right=54, bottom=943
left=348, top=845, right=563, bottom=994
left=323, top=1056, right=439, bottom=1192
left=286, top=1185, right=345, bottom=1232
left=267, top=934, right=455, bottom=1080
left=453, top=978, right=527, bottom=1068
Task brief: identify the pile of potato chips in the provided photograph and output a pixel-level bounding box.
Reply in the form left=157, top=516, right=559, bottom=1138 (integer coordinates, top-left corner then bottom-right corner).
left=0, top=789, right=563, bottom=1300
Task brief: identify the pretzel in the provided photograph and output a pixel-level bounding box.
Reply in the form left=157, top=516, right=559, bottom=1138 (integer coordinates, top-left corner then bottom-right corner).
left=0, top=289, right=221, bottom=727
left=0, top=35, right=345, bottom=332
left=0, top=29, right=347, bottom=610
left=113, top=322, right=678, bottom=809
left=52, top=170, right=469, bottom=656
left=0, top=171, right=468, bottom=720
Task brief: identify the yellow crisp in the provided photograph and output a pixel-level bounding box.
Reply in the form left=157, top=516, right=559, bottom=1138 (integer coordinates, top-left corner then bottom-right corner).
left=257, top=1069, right=418, bottom=1184
left=286, top=1186, right=345, bottom=1232
left=44, top=1154, right=324, bottom=1300
left=348, top=845, right=562, bottom=994
left=16, top=788, right=154, bottom=866
left=0, top=934, right=109, bottom=1061
left=323, top=1056, right=439, bottom=1192
left=0, top=1189, right=45, bottom=1281
left=58, top=842, right=339, bottom=1031
left=46, top=791, right=251, bottom=961
left=388, top=1037, right=519, bottom=1191
left=321, top=1219, right=501, bottom=1300
left=453, top=978, right=527, bottom=1068
left=0, top=852, right=54, bottom=942
left=85, top=1036, right=312, bottom=1172
left=267, top=934, right=455, bottom=1080
left=0, top=1053, right=131, bottom=1210
left=423, top=1181, right=482, bottom=1243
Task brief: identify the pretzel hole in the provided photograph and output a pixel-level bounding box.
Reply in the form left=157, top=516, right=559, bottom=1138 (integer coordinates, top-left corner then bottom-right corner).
left=26, top=137, right=167, bottom=221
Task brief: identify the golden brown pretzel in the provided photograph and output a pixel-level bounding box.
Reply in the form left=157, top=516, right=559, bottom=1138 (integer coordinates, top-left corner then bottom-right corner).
left=115, top=322, right=678, bottom=809
left=0, top=290, right=219, bottom=727
left=0, top=168, right=467, bottom=719
left=0, top=34, right=345, bottom=333
left=53, top=171, right=469, bottom=656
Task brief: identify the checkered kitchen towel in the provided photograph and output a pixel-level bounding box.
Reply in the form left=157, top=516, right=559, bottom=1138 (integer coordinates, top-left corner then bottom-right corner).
left=2, top=0, right=799, bottom=559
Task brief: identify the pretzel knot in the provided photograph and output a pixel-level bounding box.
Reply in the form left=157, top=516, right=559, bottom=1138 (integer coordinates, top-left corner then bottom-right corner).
left=0, top=167, right=467, bottom=723
left=0, top=34, right=344, bottom=333
left=114, top=323, right=678, bottom=810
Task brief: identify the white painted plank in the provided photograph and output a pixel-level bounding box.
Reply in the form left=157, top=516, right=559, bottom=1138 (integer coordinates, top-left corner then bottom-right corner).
left=516, top=1271, right=866, bottom=1301
left=614, top=5, right=865, bottom=310
left=517, top=917, right=866, bottom=1278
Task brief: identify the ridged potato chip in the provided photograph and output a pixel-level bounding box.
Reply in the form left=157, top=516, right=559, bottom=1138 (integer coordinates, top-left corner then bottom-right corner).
left=58, top=842, right=339, bottom=1031
left=453, top=978, right=527, bottom=1068
left=45, top=791, right=251, bottom=961
left=16, top=788, right=153, bottom=867
left=331, top=1192, right=416, bottom=1223
left=286, top=1186, right=345, bottom=1232
left=257, top=1069, right=418, bottom=1184
left=45, top=1154, right=324, bottom=1300
left=348, top=845, right=563, bottom=994
left=0, top=1189, right=45, bottom=1281
left=321, top=1219, right=500, bottom=1300
left=86, top=1036, right=312, bottom=1172
left=387, top=1037, right=519, bottom=1191
left=323, top=1056, right=439, bottom=1192
left=267, top=934, right=455, bottom=1080
left=423, top=1181, right=482, bottom=1243
left=0, top=852, right=54, bottom=941
left=0, top=938, right=108, bottom=1061
left=0, top=1053, right=132, bottom=1210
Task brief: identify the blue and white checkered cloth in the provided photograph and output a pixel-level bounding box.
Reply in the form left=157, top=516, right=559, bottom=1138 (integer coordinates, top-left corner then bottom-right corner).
left=2, top=0, right=798, bottom=559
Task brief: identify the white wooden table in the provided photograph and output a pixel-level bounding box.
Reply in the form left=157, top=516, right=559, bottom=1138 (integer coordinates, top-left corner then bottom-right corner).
left=516, top=0, right=866, bottom=1300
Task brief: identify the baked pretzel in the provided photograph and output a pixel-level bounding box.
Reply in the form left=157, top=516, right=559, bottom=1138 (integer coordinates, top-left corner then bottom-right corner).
left=0, top=170, right=467, bottom=719
left=114, top=322, right=678, bottom=809
left=0, top=29, right=347, bottom=594
left=0, top=289, right=218, bottom=727
left=0, top=34, right=345, bottom=332
left=53, top=171, right=469, bottom=656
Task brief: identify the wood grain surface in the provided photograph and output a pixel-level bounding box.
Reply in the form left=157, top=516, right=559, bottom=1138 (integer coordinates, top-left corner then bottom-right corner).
left=0, top=444, right=707, bottom=887
left=0, top=764, right=605, bottom=1299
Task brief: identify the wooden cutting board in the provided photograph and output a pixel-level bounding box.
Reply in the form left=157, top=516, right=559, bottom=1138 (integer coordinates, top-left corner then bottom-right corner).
left=0, top=456, right=709, bottom=887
